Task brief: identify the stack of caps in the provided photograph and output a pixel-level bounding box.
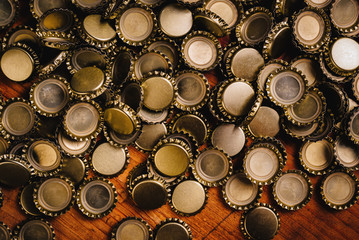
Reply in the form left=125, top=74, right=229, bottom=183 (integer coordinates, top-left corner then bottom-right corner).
left=0, top=0, right=359, bottom=239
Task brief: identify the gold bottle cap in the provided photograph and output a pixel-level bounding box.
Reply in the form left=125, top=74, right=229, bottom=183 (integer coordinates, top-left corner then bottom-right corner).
left=19, top=182, right=42, bottom=216
left=144, top=37, right=181, bottom=67
left=256, top=59, right=288, bottom=92
left=321, top=169, right=359, bottom=210
left=159, top=3, right=193, bottom=38
left=130, top=174, right=170, bottom=210
left=116, top=5, right=157, bottom=46
left=126, top=162, right=148, bottom=194
left=103, top=0, right=131, bottom=20
left=222, top=172, right=262, bottom=210
left=0, top=136, right=10, bottom=155
left=91, top=142, right=129, bottom=177
left=9, top=141, right=27, bottom=155
left=150, top=138, right=193, bottom=177
left=0, top=222, right=11, bottom=240
left=299, top=138, right=335, bottom=175
left=353, top=74, right=359, bottom=101
left=0, top=43, right=39, bottom=82
left=56, top=129, right=96, bottom=157
left=60, top=156, right=88, bottom=185
left=282, top=119, right=320, bottom=140
left=138, top=106, right=169, bottom=123
left=292, top=6, right=331, bottom=53
left=14, top=219, right=55, bottom=240
left=263, top=21, right=292, bottom=60
left=174, top=70, right=210, bottom=111
left=110, top=46, right=135, bottom=89
left=284, top=88, right=326, bottom=126
left=170, top=111, right=210, bottom=145
left=133, top=50, right=173, bottom=81
left=0, top=0, right=18, bottom=30
left=236, top=7, right=273, bottom=46
left=306, top=112, right=335, bottom=141
left=165, top=131, right=199, bottom=159
left=204, top=0, right=243, bottom=30
left=192, top=147, right=233, bottom=187
left=291, top=55, right=322, bottom=87
left=0, top=154, right=33, bottom=187
left=111, top=217, right=153, bottom=240
left=33, top=176, right=75, bottom=216
left=117, top=81, right=143, bottom=112
left=38, top=50, right=69, bottom=76
left=0, top=98, right=37, bottom=140
left=63, top=100, right=104, bottom=141
left=136, top=0, right=164, bottom=7
left=29, top=75, right=71, bottom=117
left=273, top=170, right=313, bottom=210
left=1, top=25, right=40, bottom=50
left=211, top=123, right=246, bottom=157
left=141, top=72, right=176, bottom=111
left=30, top=0, right=69, bottom=19
left=274, top=0, right=304, bottom=18
left=66, top=46, right=108, bottom=74
left=346, top=106, right=359, bottom=144
left=154, top=218, right=193, bottom=240
left=305, top=0, right=332, bottom=8
left=334, top=134, right=359, bottom=170
left=135, top=123, right=167, bottom=152
left=181, top=30, right=222, bottom=71
left=266, top=66, right=308, bottom=107
left=169, top=179, right=207, bottom=216
left=240, top=203, right=280, bottom=240
left=225, top=46, right=264, bottom=82
left=247, top=106, right=281, bottom=139
left=330, top=0, right=359, bottom=36
left=193, top=8, right=230, bottom=37
left=251, top=137, right=287, bottom=162
left=77, top=177, right=118, bottom=218
left=72, top=0, right=107, bottom=12
left=103, top=124, right=141, bottom=148
left=33, top=114, right=60, bottom=139
left=23, top=139, right=62, bottom=177
left=37, top=8, right=76, bottom=33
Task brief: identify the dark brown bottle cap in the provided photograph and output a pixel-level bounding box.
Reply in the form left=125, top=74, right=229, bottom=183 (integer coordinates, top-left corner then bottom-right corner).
left=211, top=123, right=246, bottom=157
left=110, top=46, right=135, bottom=89
left=9, top=141, right=27, bottom=155
left=236, top=7, right=273, bottom=46
left=193, top=8, right=230, bottom=37
left=222, top=172, right=262, bottom=210
left=181, top=30, right=222, bottom=71
left=256, top=60, right=288, bottom=92
left=246, top=106, right=281, bottom=139
left=154, top=218, right=193, bottom=240
left=33, top=177, right=75, bottom=216
left=18, top=182, right=42, bottom=216
left=111, top=217, right=153, bottom=240
left=77, top=177, right=118, bottom=218
left=334, top=134, right=359, bottom=170
left=0, top=154, right=33, bottom=187
left=135, top=123, right=167, bottom=152
left=14, top=219, right=55, bottom=240
left=115, top=5, right=157, bottom=46
left=263, top=21, right=292, bottom=60
left=144, top=37, right=181, bottom=67
left=116, top=81, right=143, bottom=113
left=66, top=46, right=108, bottom=74
left=240, top=203, right=280, bottom=240
left=291, top=55, right=322, bottom=87
left=60, top=157, right=88, bottom=185
left=330, top=0, right=359, bottom=36
left=56, top=128, right=96, bottom=157
left=169, top=179, right=207, bottom=216
left=126, top=162, right=148, bottom=194
left=305, top=0, right=332, bottom=8
left=30, top=0, right=69, bottom=19
left=321, top=169, right=359, bottom=210
left=0, top=0, right=18, bottom=31
left=0, top=222, right=12, bottom=240
left=34, top=115, right=60, bottom=140
left=138, top=106, right=169, bottom=124
left=274, top=0, right=304, bottom=19
left=299, top=138, right=336, bottom=175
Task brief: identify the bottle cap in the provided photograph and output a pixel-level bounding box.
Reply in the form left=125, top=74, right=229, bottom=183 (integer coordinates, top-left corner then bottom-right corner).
left=251, top=137, right=287, bottom=162
left=38, top=50, right=69, bottom=76
left=33, top=176, right=75, bottom=216
left=334, top=134, right=359, bottom=170
left=60, top=157, right=88, bottom=185
left=274, top=0, right=304, bottom=19
left=138, top=106, right=169, bottom=124
left=126, top=162, right=148, bottom=194
left=291, top=55, right=322, bottom=87
left=77, top=177, right=118, bottom=218
left=154, top=218, right=192, bottom=240
left=63, top=100, right=104, bottom=141
left=306, top=112, right=335, bottom=141
left=29, top=75, right=71, bottom=117
left=56, top=128, right=96, bottom=157
left=0, top=222, right=11, bottom=240
left=159, top=3, right=193, bottom=38
left=321, top=169, right=359, bottom=210
left=115, top=5, right=157, bottom=46
left=14, top=219, right=55, bottom=240
left=90, top=142, right=129, bottom=177
left=0, top=0, right=18, bottom=30
left=330, top=0, right=359, bottom=37
left=192, top=147, right=233, bottom=187
left=111, top=217, right=153, bottom=240
left=263, top=21, right=292, bottom=60
left=282, top=119, right=320, bottom=140
left=240, top=203, right=280, bottom=240
left=211, top=123, right=246, bottom=157
left=173, top=70, right=210, bottom=111
left=165, top=131, right=199, bottom=159
left=299, top=138, right=336, bottom=175
left=72, top=0, right=107, bottom=12
left=66, top=46, right=108, bottom=74
left=236, top=7, right=273, bottom=46
left=256, top=59, right=288, bottom=92
left=0, top=43, right=40, bottom=82
left=18, top=182, right=42, bottom=216
left=103, top=0, right=131, bottom=20
left=0, top=154, right=33, bottom=187
left=222, top=172, right=262, bottom=210
left=116, top=81, right=143, bottom=113
left=305, top=0, right=332, bottom=8
left=103, top=124, right=141, bottom=147
left=169, top=179, right=207, bottom=216
left=246, top=106, right=281, bottom=139
left=23, top=139, right=62, bottom=177
left=34, top=115, right=60, bottom=139
left=1, top=25, right=40, bottom=51
left=9, top=141, right=27, bottom=155
left=181, top=30, right=222, bottom=71
left=135, top=0, right=165, bottom=8
left=266, top=66, right=308, bottom=107
left=193, top=8, right=229, bottom=37
left=144, top=37, right=181, bottom=67
left=135, top=123, right=167, bottom=152
left=130, top=174, right=170, bottom=210
left=273, top=170, right=313, bottom=210
left=292, top=6, right=331, bottom=53
left=346, top=106, right=359, bottom=144
left=352, top=74, right=359, bottom=101
left=110, top=46, right=135, bottom=89
left=225, top=46, right=264, bottom=82
left=0, top=136, right=10, bottom=155
left=30, top=0, right=69, bottom=19
left=243, top=143, right=284, bottom=185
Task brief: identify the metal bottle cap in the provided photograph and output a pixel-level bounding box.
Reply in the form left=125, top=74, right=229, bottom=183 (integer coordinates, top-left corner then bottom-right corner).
left=291, top=55, right=322, bottom=87
left=72, top=0, right=107, bottom=12
left=66, top=46, right=108, bottom=74
left=282, top=119, right=319, bottom=140
left=193, top=8, right=229, bottom=37
left=14, top=219, right=55, bottom=240
left=126, top=162, right=148, bottom=194
left=19, top=182, right=42, bottom=216
left=352, top=74, right=359, bottom=102
left=0, top=222, right=11, bottom=240
left=77, top=177, right=117, bottom=218
left=159, top=3, right=193, bottom=38
left=247, top=106, right=280, bottom=139
left=263, top=21, right=292, bottom=60
left=63, top=100, right=104, bottom=141
left=154, top=218, right=192, bottom=240
left=0, top=0, right=17, bottom=30
left=30, top=0, right=69, bottom=19
left=1, top=25, right=40, bottom=50
left=111, top=217, right=153, bottom=240
left=135, top=123, right=167, bottom=152
left=91, top=142, right=129, bottom=177
left=0, top=136, right=10, bottom=155
left=306, top=112, right=335, bottom=141
left=38, top=50, right=69, bottom=76
left=144, top=37, right=181, bottom=67
left=257, top=60, right=288, bottom=91
left=111, top=46, right=134, bottom=89
left=346, top=106, right=359, bottom=144
left=57, top=129, right=95, bottom=157
left=305, top=0, right=332, bottom=8
left=330, top=0, right=359, bottom=36
left=170, top=179, right=207, bottom=216
left=193, top=148, right=233, bottom=187
left=135, top=0, right=164, bottom=7
left=181, top=30, right=222, bottom=71
left=30, top=75, right=71, bottom=117
left=204, top=0, right=243, bottom=30
left=165, top=131, right=199, bottom=159
left=211, top=123, right=246, bottom=157
left=240, top=203, right=280, bottom=240
left=138, top=106, right=169, bottom=124
left=118, top=81, right=143, bottom=113
left=299, top=138, right=335, bottom=175
left=236, top=7, right=273, bottom=46
left=60, top=157, right=88, bottom=185
left=334, top=135, right=359, bottom=170
left=321, top=169, right=359, bottom=210
left=0, top=154, right=33, bottom=187
left=37, top=8, right=76, bottom=33
left=33, top=177, right=75, bottom=216
left=222, top=172, right=262, bottom=210
left=274, top=0, right=304, bottom=18
left=103, top=125, right=141, bottom=148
